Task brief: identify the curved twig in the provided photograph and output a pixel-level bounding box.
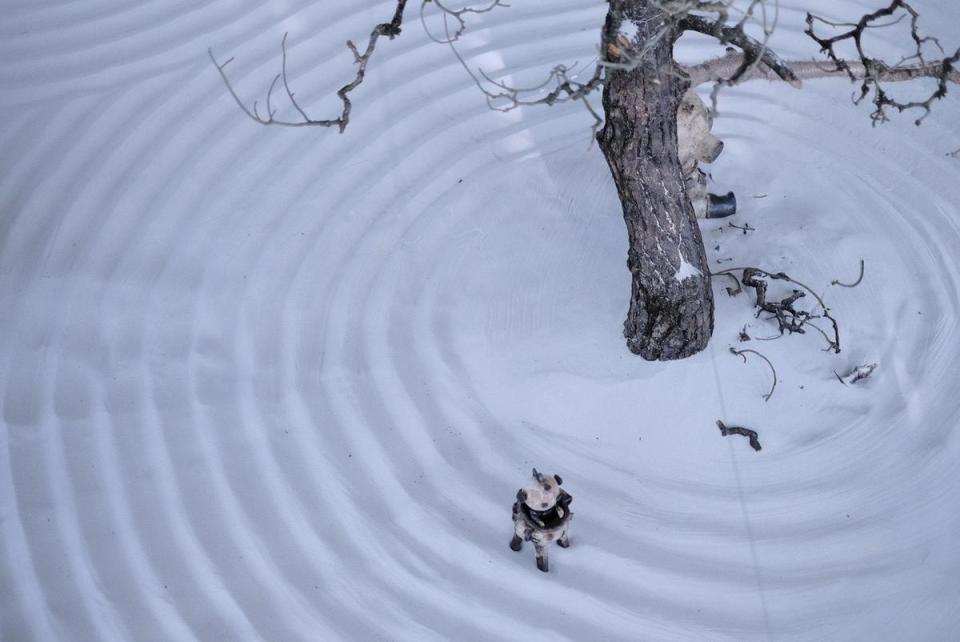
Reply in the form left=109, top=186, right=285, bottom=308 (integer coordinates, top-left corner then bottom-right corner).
left=729, top=347, right=777, bottom=401
left=831, top=259, right=865, bottom=288
left=713, top=271, right=743, bottom=296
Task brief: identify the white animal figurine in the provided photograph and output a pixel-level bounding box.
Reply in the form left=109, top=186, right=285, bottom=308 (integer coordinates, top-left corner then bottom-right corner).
left=510, top=469, right=573, bottom=573
left=677, top=89, right=737, bottom=219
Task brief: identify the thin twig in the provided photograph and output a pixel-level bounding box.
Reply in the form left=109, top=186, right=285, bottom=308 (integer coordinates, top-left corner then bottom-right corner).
left=441, top=9, right=604, bottom=136
left=420, top=0, right=508, bottom=44
left=831, top=259, right=865, bottom=287
left=714, top=271, right=743, bottom=296
left=729, top=347, right=777, bottom=401
left=209, top=1, right=409, bottom=131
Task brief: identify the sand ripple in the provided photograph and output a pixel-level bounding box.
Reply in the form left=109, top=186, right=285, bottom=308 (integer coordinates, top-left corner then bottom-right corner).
left=2, top=1, right=960, bottom=640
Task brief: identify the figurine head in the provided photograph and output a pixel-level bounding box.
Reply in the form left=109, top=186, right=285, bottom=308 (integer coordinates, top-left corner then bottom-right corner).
left=518, top=468, right=564, bottom=511
left=677, top=89, right=724, bottom=169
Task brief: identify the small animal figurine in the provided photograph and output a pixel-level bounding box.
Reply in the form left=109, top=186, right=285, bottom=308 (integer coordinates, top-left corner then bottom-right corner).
left=510, top=468, right=573, bottom=572
left=677, top=88, right=737, bottom=219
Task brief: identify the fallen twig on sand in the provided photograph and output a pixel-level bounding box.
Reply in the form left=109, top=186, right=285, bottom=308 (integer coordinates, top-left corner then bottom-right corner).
left=728, top=222, right=756, bottom=234
left=711, top=266, right=842, bottom=353
left=729, top=347, right=777, bottom=401
left=717, top=420, right=762, bottom=451
left=831, top=259, right=865, bottom=288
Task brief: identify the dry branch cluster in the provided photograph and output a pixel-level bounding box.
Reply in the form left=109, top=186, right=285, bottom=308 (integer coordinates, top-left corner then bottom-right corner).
left=210, top=0, right=958, bottom=137
left=805, top=0, right=960, bottom=125
left=714, top=265, right=843, bottom=354
left=713, top=258, right=865, bottom=408
left=208, top=0, right=409, bottom=130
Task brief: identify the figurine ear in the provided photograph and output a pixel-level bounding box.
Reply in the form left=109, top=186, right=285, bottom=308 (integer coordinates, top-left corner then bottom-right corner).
left=554, top=474, right=563, bottom=486
left=516, top=489, right=527, bottom=502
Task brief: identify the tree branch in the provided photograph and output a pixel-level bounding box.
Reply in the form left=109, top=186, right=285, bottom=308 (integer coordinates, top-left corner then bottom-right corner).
left=685, top=49, right=960, bottom=86
left=805, top=0, right=960, bottom=125
left=419, top=0, right=508, bottom=44
left=209, top=0, right=408, bottom=131
left=679, top=13, right=799, bottom=86
left=437, top=4, right=605, bottom=136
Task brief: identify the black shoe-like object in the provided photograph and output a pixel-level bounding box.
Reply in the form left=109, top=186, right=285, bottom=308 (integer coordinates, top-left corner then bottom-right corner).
left=706, top=191, right=737, bottom=219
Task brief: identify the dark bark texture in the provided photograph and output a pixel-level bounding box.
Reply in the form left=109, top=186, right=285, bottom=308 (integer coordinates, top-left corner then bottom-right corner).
left=597, top=0, right=714, bottom=360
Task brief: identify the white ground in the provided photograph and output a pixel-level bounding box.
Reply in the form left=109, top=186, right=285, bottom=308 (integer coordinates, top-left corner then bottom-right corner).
left=2, top=1, right=960, bottom=640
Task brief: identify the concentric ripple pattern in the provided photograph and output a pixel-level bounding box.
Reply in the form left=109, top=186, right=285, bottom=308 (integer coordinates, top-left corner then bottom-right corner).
left=2, top=1, right=960, bottom=640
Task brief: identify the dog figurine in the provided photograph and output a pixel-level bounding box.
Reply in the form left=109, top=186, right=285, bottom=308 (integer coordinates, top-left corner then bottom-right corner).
left=510, top=469, right=572, bottom=572
left=677, top=89, right=737, bottom=219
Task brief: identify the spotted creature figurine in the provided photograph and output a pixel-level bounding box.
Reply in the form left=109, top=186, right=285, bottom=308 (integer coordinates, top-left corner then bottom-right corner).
left=510, top=468, right=572, bottom=572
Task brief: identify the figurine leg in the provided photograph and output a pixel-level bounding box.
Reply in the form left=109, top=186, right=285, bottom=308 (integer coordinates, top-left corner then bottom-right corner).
left=510, top=534, right=523, bottom=551
left=557, top=532, right=570, bottom=548
left=706, top=191, right=737, bottom=218
left=535, top=544, right=549, bottom=573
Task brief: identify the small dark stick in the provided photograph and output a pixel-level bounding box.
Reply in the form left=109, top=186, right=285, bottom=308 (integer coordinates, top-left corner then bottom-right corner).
left=727, top=221, right=756, bottom=234
left=717, top=420, right=762, bottom=451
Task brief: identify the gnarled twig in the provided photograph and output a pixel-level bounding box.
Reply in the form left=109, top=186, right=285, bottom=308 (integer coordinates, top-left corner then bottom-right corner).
left=713, top=266, right=842, bottom=353
left=717, top=420, right=762, bottom=451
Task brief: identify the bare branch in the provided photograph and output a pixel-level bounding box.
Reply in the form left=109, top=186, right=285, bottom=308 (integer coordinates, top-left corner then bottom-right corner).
left=679, top=12, right=799, bottom=86
left=209, top=0, right=409, bottom=131
left=685, top=49, right=960, bottom=86
left=441, top=11, right=605, bottom=136
left=420, top=0, right=508, bottom=44
left=805, top=0, right=960, bottom=125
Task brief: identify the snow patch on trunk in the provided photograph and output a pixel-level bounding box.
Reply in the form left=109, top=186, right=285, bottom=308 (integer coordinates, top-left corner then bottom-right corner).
left=674, top=254, right=702, bottom=282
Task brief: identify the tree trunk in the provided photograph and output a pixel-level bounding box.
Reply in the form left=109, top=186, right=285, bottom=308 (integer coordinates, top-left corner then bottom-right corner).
left=597, top=0, right=714, bottom=360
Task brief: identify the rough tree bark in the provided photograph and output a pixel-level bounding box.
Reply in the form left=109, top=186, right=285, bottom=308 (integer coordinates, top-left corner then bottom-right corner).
left=597, top=0, right=713, bottom=360
left=212, top=0, right=958, bottom=362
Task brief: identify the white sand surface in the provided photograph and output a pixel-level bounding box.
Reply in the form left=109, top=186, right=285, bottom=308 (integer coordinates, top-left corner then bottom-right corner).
left=2, top=1, right=959, bottom=640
